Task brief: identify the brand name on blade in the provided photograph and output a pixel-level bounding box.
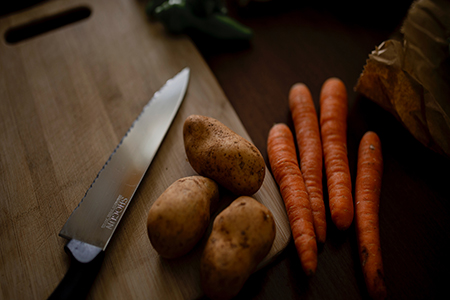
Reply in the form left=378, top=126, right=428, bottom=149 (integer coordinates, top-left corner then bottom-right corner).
left=101, top=195, right=129, bottom=230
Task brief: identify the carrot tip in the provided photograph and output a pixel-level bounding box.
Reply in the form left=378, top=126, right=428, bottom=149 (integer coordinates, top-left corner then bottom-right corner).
left=324, top=77, right=343, bottom=84
left=335, top=222, right=352, bottom=231
left=291, top=82, right=307, bottom=89
left=306, top=268, right=315, bottom=277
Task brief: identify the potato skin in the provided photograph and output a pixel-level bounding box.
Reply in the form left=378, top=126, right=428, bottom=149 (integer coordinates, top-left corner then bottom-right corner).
left=200, top=196, right=276, bottom=300
left=183, top=115, right=265, bottom=196
left=147, top=176, right=219, bottom=259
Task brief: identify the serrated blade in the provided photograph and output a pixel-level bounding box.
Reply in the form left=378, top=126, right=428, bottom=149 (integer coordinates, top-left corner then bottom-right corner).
left=59, top=67, right=190, bottom=250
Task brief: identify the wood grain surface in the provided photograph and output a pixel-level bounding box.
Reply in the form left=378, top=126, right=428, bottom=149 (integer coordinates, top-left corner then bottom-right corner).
left=3, top=0, right=450, bottom=299
left=0, top=1, right=290, bottom=299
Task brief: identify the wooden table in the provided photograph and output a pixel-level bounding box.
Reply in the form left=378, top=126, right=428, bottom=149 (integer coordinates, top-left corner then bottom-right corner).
left=1, top=0, right=449, bottom=299
left=193, top=1, right=450, bottom=299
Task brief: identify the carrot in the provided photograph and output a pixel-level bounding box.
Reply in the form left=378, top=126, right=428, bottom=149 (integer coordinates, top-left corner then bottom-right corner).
left=355, top=131, right=387, bottom=300
left=267, top=123, right=317, bottom=276
left=289, top=83, right=327, bottom=244
left=319, top=78, right=353, bottom=230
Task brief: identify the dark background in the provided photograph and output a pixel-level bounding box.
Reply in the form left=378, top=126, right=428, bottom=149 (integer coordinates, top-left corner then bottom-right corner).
left=192, top=1, right=450, bottom=299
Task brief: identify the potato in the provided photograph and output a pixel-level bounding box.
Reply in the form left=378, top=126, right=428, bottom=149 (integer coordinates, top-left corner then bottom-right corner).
left=200, top=196, right=276, bottom=300
left=147, top=176, right=219, bottom=259
left=183, top=115, right=265, bottom=196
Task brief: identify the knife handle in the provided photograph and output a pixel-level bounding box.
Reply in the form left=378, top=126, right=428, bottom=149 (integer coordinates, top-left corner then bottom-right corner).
left=48, top=240, right=104, bottom=300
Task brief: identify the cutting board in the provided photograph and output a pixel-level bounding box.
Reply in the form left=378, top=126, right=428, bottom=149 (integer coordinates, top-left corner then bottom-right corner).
left=0, top=0, right=290, bottom=299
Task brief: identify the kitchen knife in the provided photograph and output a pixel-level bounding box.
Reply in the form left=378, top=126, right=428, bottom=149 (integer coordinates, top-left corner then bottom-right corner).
left=48, top=67, right=190, bottom=300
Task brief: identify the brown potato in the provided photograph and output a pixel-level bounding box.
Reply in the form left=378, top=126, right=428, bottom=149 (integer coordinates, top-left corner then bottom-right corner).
left=183, top=115, right=265, bottom=196
left=147, top=176, right=219, bottom=259
left=200, top=196, right=276, bottom=300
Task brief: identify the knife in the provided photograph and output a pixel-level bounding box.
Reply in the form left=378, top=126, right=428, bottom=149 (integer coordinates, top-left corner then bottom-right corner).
left=48, top=67, right=190, bottom=300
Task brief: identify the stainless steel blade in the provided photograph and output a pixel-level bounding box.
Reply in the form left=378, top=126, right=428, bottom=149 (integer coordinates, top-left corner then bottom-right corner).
left=59, top=67, right=190, bottom=250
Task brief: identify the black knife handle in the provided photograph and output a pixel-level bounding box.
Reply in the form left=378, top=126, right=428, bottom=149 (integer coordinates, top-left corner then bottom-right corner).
left=48, top=240, right=105, bottom=300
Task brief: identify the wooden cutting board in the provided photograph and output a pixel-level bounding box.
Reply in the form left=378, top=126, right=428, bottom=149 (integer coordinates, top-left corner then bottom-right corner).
left=0, top=0, right=290, bottom=299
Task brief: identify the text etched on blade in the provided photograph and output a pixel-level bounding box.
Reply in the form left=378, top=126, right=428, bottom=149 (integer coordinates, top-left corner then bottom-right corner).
left=101, top=195, right=129, bottom=230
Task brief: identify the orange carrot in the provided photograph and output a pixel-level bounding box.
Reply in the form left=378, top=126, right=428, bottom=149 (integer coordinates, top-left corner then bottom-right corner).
left=320, top=78, right=353, bottom=230
left=355, top=131, right=387, bottom=300
left=289, top=83, right=326, bottom=244
left=267, top=123, right=317, bottom=276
